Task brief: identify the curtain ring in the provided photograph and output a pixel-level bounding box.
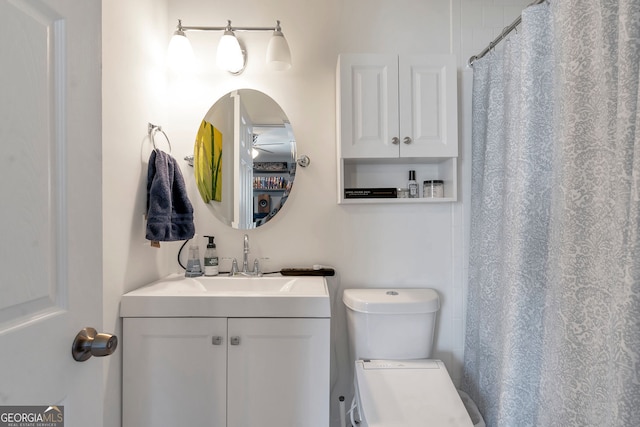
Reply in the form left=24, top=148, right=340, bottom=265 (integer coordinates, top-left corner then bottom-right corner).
left=148, top=123, right=172, bottom=153
left=488, top=41, right=496, bottom=57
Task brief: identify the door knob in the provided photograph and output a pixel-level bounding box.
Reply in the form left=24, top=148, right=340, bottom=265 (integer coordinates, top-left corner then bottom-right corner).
left=72, top=327, right=118, bottom=362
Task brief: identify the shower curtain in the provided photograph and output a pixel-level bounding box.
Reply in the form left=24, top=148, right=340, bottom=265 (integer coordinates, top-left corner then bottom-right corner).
left=463, top=1, right=640, bottom=427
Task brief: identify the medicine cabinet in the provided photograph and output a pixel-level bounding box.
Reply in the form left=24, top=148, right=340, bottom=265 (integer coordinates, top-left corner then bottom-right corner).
left=336, top=53, right=458, bottom=203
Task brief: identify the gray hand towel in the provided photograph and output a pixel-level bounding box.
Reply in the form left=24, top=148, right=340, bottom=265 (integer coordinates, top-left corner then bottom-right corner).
left=146, top=149, right=195, bottom=241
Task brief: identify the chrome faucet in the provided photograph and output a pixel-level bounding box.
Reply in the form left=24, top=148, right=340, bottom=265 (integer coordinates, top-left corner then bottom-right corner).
left=228, top=234, right=262, bottom=276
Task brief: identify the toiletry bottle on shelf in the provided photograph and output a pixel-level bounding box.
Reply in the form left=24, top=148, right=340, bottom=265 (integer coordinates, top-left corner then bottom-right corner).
left=408, top=170, right=418, bottom=198
left=185, top=245, right=203, bottom=277
left=203, top=235, right=219, bottom=276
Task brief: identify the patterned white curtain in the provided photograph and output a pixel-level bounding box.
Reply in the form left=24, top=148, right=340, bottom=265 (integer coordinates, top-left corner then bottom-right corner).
left=463, top=1, right=640, bottom=426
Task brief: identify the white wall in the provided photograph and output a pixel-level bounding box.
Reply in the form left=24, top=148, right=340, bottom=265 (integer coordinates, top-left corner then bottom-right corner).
left=102, top=1, right=172, bottom=427
left=102, top=0, right=530, bottom=426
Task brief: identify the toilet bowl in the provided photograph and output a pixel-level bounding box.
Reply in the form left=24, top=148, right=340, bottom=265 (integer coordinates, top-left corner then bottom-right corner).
left=343, top=288, right=474, bottom=427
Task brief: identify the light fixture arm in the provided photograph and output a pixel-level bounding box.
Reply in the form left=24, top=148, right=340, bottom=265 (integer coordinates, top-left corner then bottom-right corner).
left=177, top=19, right=282, bottom=34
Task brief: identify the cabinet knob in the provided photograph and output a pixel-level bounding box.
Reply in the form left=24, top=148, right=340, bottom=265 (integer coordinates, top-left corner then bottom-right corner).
left=403, top=136, right=412, bottom=144
left=391, top=137, right=400, bottom=145
left=212, top=336, right=223, bottom=345
left=230, top=336, right=241, bottom=345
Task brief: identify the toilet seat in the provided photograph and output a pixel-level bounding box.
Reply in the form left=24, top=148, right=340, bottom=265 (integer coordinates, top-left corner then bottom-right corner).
left=354, top=359, right=474, bottom=427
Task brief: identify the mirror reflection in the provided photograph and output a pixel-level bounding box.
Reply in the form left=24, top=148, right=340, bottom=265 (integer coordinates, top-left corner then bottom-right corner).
left=194, top=89, right=296, bottom=229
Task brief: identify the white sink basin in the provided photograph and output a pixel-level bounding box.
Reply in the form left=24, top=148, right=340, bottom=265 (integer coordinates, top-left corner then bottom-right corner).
left=120, top=273, right=330, bottom=318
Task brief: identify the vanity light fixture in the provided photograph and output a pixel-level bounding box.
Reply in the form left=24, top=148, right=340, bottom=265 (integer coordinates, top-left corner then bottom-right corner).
left=168, top=19, right=292, bottom=74
left=167, top=23, right=195, bottom=73
left=265, top=21, right=292, bottom=71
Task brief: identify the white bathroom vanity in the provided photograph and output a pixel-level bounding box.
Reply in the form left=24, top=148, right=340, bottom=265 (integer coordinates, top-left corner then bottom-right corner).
left=120, top=274, right=331, bottom=427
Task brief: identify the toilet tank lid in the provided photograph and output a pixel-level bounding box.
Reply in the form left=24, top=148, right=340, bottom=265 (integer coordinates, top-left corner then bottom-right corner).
left=343, top=288, right=440, bottom=314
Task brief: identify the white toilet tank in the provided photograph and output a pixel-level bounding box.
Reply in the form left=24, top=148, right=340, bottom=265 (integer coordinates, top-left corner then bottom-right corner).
left=343, top=288, right=440, bottom=361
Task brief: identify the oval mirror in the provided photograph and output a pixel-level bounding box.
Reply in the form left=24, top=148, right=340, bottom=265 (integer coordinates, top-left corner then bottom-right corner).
left=194, top=89, right=296, bottom=229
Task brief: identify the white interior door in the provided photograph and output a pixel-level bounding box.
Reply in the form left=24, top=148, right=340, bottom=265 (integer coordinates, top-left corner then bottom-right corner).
left=0, top=0, right=104, bottom=425
left=233, top=91, right=255, bottom=228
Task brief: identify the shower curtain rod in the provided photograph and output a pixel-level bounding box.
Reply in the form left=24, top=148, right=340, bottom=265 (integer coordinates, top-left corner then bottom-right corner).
left=467, top=0, right=547, bottom=67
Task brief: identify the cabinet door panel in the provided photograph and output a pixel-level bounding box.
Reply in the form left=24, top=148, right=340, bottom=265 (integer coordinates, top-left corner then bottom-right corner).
left=338, top=54, right=399, bottom=158
left=227, top=318, right=330, bottom=427
left=123, top=318, right=227, bottom=427
left=400, top=55, right=458, bottom=157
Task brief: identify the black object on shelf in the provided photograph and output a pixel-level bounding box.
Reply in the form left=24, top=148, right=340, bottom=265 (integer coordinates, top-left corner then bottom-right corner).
left=280, top=268, right=335, bottom=277
left=344, top=188, right=398, bottom=198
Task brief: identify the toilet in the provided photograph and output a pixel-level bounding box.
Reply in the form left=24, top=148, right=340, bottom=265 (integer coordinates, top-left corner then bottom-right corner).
left=343, top=288, right=474, bottom=427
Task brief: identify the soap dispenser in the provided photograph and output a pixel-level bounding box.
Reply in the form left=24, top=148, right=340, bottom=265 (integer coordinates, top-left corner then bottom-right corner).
left=203, top=235, right=219, bottom=276
left=408, top=170, right=418, bottom=198
left=185, top=245, right=203, bottom=277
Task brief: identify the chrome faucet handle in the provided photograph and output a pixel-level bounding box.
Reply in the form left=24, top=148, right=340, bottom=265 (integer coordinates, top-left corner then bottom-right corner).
left=253, top=257, right=270, bottom=276
left=230, top=258, right=239, bottom=276
left=253, top=259, right=261, bottom=276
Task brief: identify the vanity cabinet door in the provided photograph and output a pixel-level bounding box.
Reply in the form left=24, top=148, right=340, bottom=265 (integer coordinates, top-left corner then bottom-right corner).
left=398, top=54, right=458, bottom=158
left=122, top=317, right=227, bottom=427
left=227, top=318, right=331, bottom=427
left=337, top=54, right=400, bottom=159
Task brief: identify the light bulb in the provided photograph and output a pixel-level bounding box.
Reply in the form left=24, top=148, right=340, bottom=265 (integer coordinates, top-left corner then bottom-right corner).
left=216, top=31, right=245, bottom=73
left=266, top=30, right=291, bottom=71
left=167, top=30, right=195, bottom=73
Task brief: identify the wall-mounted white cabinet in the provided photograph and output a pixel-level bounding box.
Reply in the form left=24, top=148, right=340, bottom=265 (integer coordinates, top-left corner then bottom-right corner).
left=337, top=53, right=458, bottom=203
left=123, top=317, right=330, bottom=427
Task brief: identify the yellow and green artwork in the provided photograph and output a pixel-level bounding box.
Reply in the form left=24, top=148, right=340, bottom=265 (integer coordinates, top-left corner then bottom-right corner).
left=194, top=120, right=223, bottom=202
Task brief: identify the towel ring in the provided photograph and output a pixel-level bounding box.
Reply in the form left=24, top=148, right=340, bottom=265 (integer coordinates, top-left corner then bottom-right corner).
left=148, top=123, right=172, bottom=153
